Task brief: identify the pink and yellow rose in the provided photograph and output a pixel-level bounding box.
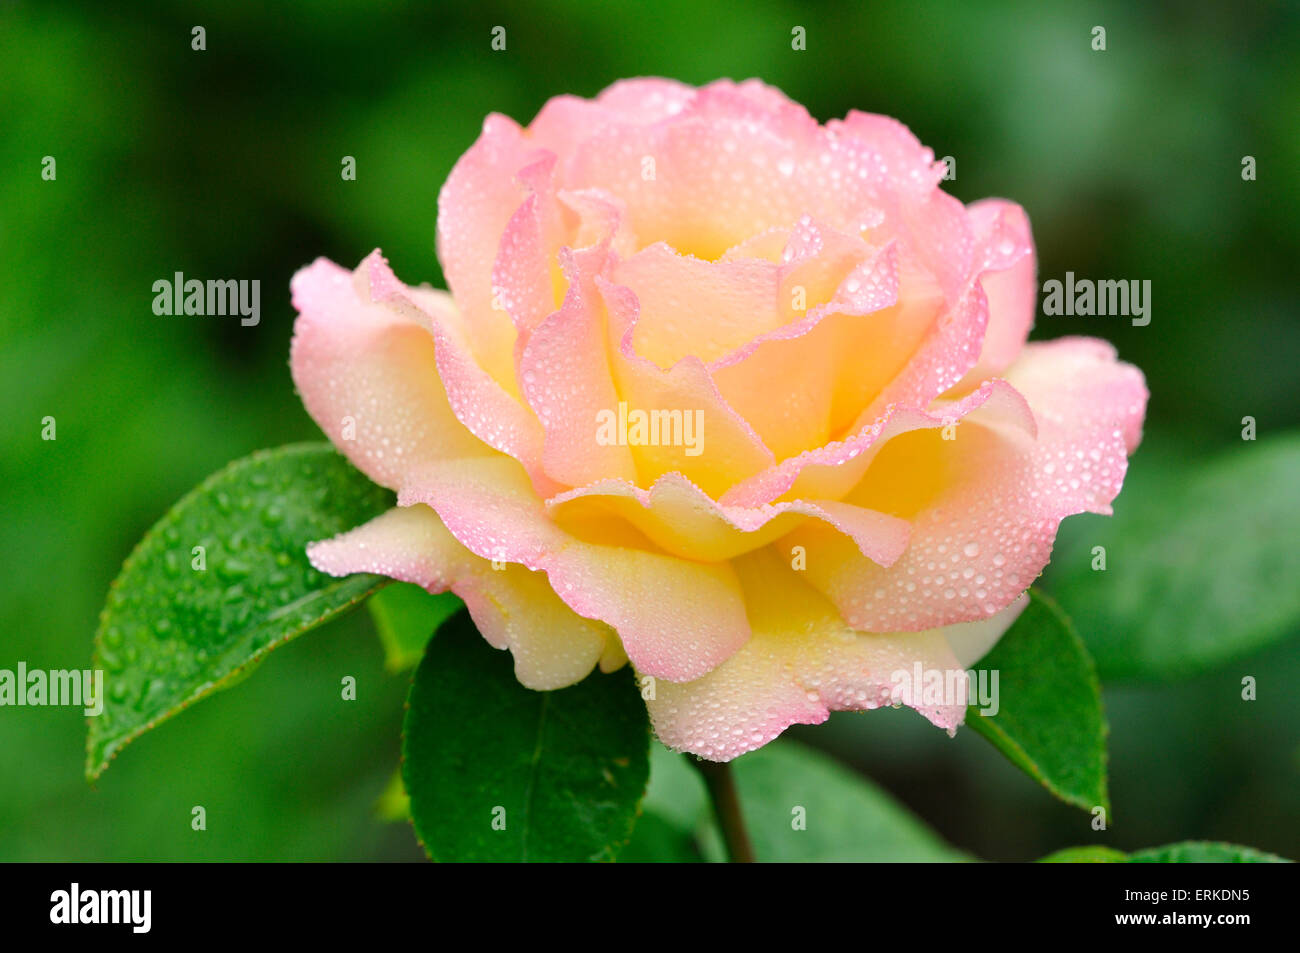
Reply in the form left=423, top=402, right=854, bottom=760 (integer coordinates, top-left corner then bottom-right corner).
left=290, top=78, right=1147, bottom=760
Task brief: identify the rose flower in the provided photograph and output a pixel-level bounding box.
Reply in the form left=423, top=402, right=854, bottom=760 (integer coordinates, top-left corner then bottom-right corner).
left=291, top=79, right=1147, bottom=760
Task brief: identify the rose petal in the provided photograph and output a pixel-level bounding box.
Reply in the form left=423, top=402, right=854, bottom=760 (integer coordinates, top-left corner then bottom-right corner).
left=944, top=592, right=1029, bottom=667
left=721, top=377, right=1031, bottom=507
left=436, top=113, right=539, bottom=387
left=289, top=255, right=485, bottom=493
left=597, top=273, right=777, bottom=497
left=565, top=110, right=813, bottom=261
left=647, top=549, right=1025, bottom=761
left=955, top=199, right=1037, bottom=389
left=711, top=236, right=916, bottom=458
left=517, top=244, right=639, bottom=488
left=611, top=242, right=784, bottom=368
left=796, top=339, right=1146, bottom=632
left=395, top=455, right=752, bottom=682
left=355, top=252, right=559, bottom=495
left=307, top=504, right=611, bottom=690
left=547, top=470, right=910, bottom=565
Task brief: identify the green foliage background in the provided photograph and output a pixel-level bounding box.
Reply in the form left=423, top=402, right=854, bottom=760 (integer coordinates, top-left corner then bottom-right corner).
left=1, top=0, right=1297, bottom=860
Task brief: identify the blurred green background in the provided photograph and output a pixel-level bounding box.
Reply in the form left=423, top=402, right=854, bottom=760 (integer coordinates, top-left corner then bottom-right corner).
left=2, top=0, right=1297, bottom=860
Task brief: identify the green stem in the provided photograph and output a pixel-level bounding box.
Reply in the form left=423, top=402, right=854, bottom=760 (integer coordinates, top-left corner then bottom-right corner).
left=686, top=755, right=756, bottom=863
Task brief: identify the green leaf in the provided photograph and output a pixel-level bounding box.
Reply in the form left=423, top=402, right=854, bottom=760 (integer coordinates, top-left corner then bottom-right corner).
left=87, top=443, right=393, bottom=780
left=1128, top=841, right=1291, bottom=863
left=1047, top=434, right=1300, bottom=679
left=1041, top=841, right=1290, bottom=863
left=617, top=742, right=715, bottom=863
left=643, top=741, right=711, bottom=833
left=619, top=811, right=704, bottom=862
left=367, top=582, right=462, bottom=672
left=402, top=610, right=650, bottom=862
left=712, top=739, right=969, bottom=862
left=1039, top=846, right=1130, bottom=863
left=966, top=589, right=1108, bottom=813
left=634, top=739, right=966, bottom=863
